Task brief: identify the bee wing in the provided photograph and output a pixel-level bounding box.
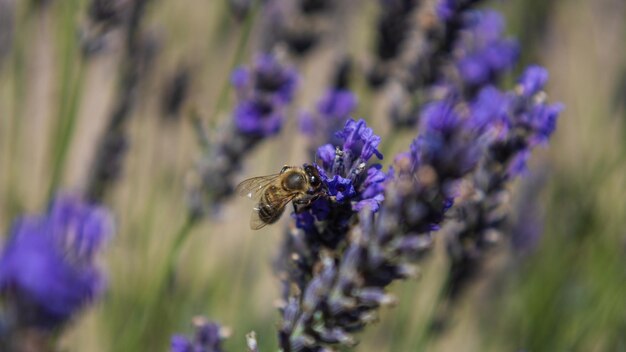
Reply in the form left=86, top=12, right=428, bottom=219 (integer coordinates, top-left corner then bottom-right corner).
left=235, top=174, right=281, bottom=200
left=249, top=192, right=298, bottom=230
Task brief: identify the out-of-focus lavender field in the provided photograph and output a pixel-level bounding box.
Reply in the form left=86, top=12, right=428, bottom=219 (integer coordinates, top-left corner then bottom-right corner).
left=0, top=0, right=625, bottom=351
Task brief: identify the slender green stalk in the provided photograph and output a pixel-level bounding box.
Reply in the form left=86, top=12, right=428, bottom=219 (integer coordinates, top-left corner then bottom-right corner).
left=47, top=0, right=85, bottom=200
left=208, top=1, right=259, bottom=125
left=5, top=4, right=35, bottom=219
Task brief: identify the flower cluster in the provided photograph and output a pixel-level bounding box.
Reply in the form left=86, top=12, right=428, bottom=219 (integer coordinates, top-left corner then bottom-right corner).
left=444, top=66, right=563, bottom=299
left=300, top=119, right=386, bottom=242
left=452, top=10, right=519, bottom=92
left=275, top=119, right=386, bottom=306
left=232, top=53, right=298, bottom=136
left=0, top=195, right=113, bottom=331
left=189, top=53, right=298, bottom=216
left=171, top=317, right=227, bottom=352
left=387, top=0, right=494, bottom=127
left=276, top=90, right=501, bottom=350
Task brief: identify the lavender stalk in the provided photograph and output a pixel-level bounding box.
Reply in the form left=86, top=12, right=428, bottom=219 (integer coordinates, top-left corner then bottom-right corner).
left=188, top=52, right=298, bottom=218
left=276, top=90, right=500, bottom=350
left=85, top=0, right=154, bottom=202
left=444, top=66, right=563, bottom=300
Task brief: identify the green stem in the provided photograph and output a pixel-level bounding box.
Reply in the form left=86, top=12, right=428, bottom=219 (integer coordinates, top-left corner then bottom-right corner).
left=47, top=0, right=85, bottom=200
left=163, top=215, right=198, bottom=285
left=136, top=215, right=199, bottom=342
left=412, top=266, right=453, bottom=350
left=208, top=1, right=259, bottom=125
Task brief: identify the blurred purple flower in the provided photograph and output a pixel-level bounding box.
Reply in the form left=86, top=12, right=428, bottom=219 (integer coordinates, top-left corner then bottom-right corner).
left=189, top=53, right=299, bottom=215
left=0, top=194, right=113, bottom=329
left=517, top=65, right=549, bottom=97
left=445, top=65, right=563, bottom=299
left=234, top=100, right=283, bottom=137
left=170, top=317, right=225, bottom=352
left=455, top=10, right=519, bottom=88
left=232, top=53, right=298, bottom=137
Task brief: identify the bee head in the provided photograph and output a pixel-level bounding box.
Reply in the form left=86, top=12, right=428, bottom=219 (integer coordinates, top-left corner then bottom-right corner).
left=303, top=164, right=322, bottom=190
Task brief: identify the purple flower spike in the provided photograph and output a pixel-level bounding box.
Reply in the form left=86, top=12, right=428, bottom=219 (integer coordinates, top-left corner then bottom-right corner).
left=189, top=53, right=299, bottom=215
left=335, top=119, right=383, bottom=161
left=253, top=54, right=298, bottom=104
left=234, top=100, right=283, bottom=137
left=170, top=317, right=226, bottom=352
left=327, top=175, right=356, bottom=202
left=231, top=53, right=298, bottom=137
left=317, top=90, right=357, bottom=119
left=454, top=10, right=519, bottom=88
left=0, top=194, right=113, bottom=329
left=517, top=65, right=549, bottom=96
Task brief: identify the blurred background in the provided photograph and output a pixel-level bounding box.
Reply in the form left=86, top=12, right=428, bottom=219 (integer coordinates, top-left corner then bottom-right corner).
left=0, top=0, right=625, bottom=351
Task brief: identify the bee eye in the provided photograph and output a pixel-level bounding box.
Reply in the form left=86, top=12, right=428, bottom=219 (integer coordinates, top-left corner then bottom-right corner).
left=310, top=176, right=320, bottom=187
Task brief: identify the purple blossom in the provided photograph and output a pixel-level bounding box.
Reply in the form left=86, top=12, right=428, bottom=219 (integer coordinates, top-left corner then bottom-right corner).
left=170, top=317, right=225, bottom=352
left=234, top=100, right=283, bottom=137
left=326, top=175, right=356, bottom=202
left=454, top=11, right=519, bottom=88
left=436, top=0, right=455, bottom=21
left=517, top=65, right=549, bottom=97
left=317, top=90, right=357, bottom=118
left=445, top=65, right=563, bottom=300
left=276, top=89, right=499, bottom=350
left=334, top=119, right=383, bottom=162
left=275, top=119, right=387, bottom=308
left=231, top=53, right=298, bottom=137
left=314, top=119, right=386, bottom=213
left=189, top=53, right=299, bottom=215
left=411, top=95, right=494, bottom=179
left=0, top=194, right=113, bottom=329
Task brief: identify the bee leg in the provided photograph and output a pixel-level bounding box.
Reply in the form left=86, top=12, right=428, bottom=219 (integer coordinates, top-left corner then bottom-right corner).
left=292, top=196, right=315, bottom=214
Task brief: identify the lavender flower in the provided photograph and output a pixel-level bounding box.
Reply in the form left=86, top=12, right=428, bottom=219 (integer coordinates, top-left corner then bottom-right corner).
left=408, top=0, right=489, bottom=90
left=171, top=317, right=227, bottom=352
left=0, top=195, right=113, bottom=331
left=453, top=10, right=519, bottom=92
left=85, top=0, right=155, bottom=201
left=275, top=119, right=386, bottom=307
left=277, top=91, right=499, bottom=350
left=445, top=66, right=563, bottom=299
left=189, top=53, right=298, bottom=217
left=304, top=119, right=385, bottom=234
left=390, top=3, right=517, bottom=127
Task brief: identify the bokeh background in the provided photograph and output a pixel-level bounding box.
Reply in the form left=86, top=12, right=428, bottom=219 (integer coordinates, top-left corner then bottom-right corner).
left=0, top=0, right=625, bottom=351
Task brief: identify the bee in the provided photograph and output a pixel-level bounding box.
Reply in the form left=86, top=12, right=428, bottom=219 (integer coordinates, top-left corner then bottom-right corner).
left=236, top=164, right=325, bottom=230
